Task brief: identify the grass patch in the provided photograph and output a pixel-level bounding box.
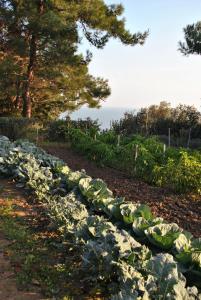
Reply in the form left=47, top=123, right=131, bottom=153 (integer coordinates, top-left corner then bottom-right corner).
left=0, top=202, right=88, bottom=299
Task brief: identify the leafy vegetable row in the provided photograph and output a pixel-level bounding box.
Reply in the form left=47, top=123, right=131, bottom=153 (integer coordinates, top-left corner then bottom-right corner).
left=64, top=172, right=201, bottom=289
left=0, top=136, right=200, bottom=299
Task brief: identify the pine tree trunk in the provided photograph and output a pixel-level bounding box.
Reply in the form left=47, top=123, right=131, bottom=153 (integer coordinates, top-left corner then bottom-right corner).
left=22, top=34, right=37, bottom=118
left=22, top=1, right=44, bottom=118
left=15, top=80, right=22, bottom=110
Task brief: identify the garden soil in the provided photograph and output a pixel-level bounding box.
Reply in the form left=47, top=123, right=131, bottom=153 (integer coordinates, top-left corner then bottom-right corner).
left=42, top=144, right=201, bottom=238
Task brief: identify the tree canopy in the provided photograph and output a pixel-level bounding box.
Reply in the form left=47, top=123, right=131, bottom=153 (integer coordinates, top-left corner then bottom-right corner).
left=179, top=21, right=201, bottom=55
left=112, top=101, right=201, bottom=139
left=0, top=0, right=148, bottom=119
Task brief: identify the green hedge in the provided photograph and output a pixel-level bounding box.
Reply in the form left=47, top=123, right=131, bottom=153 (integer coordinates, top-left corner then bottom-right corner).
left=0, top=117, right=35, bottom=141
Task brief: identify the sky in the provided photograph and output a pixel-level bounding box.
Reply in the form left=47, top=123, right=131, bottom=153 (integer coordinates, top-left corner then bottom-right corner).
left=80, top=0, right=201, bottom=110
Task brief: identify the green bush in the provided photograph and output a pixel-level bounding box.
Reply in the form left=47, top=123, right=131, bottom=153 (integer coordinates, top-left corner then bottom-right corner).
left=47, top=120, right=70, bottom=142
left=47, top=118, right=100, bottom=142
left=0, top=117, right=34, bottom=141
left=69, top=128, right=114, bottom=165
left=153, top=151, right=201, bottom=194
left=69, top=128, right=93, bottom=154
left=98, top=131, right=117, bottom=145
left=113, top=143, right=156, bottom=181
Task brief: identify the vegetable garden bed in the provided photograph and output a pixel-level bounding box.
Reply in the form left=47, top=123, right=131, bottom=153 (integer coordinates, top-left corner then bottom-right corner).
left=42, top=144, right=201, bottom=238
left=0, top=136, right=201, bottom=299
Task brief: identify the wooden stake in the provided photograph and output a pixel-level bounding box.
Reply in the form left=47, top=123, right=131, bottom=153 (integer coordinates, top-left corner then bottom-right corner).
left=117, top=135, right=120, bottom=147
left=134, top=144, right=139, bottom=174
left=187, top=128, right=192, bottom=148
left=163, top=144, right=166, bottom=157
left=168, top=128, right=171, bottom=147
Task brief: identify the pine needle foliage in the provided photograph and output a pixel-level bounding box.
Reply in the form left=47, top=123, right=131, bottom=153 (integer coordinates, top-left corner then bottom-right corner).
left=0, top=0, right=148, bottom=119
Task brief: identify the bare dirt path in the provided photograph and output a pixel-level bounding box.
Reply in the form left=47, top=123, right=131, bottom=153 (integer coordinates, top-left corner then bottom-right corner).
left=0, top=179, right=45, bottom=300
left=0, top=179, right=106, bottom=299
left=42, top=144, right=201, bottom=238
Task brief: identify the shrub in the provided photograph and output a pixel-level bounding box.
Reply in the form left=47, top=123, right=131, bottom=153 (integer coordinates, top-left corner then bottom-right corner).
left=154, top=151, right=201, bottom=194
left=47, top=120, right=69, bottom=142
left=0, top=117, right=34, bottom=141
left=47, top=118, right=100, bottom=142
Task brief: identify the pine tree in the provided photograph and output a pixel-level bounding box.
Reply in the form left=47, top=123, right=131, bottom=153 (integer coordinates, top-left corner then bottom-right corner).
left=179, top=21, right=201, bottom=55
left=0, top=0, right=148, bottom=119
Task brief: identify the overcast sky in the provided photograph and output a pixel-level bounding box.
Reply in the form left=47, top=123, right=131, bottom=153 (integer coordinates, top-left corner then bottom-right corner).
left=81, top=0, right=201, bottom=110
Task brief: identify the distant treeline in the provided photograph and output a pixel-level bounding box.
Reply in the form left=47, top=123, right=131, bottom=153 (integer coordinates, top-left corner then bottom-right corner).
left=47, top=101, right=201, bottom=149
left=111, top=101, right=201, bottom=148
left=0, top=101, right=200, bottom=149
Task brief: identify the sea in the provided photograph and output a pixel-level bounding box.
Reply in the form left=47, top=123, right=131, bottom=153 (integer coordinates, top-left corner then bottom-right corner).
left=61, top=107, right=135, bottom=130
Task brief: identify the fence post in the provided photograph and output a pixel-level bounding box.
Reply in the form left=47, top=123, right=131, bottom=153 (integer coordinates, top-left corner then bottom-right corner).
left=134, top=144, right=139, bottom=174
left=67, top=120, right=70, bottom=134
left=187, top=128, right=192, bottom=148
left=145, top=110, right=149, bottom=136
left=163, top=143, right=166, bottom=157
left=168, top=128, right=171, bottom=147
left=117, top=134, right=120, bottom=147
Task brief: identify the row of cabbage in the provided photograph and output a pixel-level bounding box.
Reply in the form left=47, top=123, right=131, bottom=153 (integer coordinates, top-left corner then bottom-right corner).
left=66, top=128, right=201, bottom=194
left=0, top=136, right=200, bottom=299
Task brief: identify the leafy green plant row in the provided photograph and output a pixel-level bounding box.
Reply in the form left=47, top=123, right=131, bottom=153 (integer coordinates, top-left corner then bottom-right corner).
left=1, top=135, right=200, bottom=283
left=59, top=167, right=201, bottom=289
left=0, top=136, right=201, bottom=299
left=66, top=128, right=201, bottom=194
